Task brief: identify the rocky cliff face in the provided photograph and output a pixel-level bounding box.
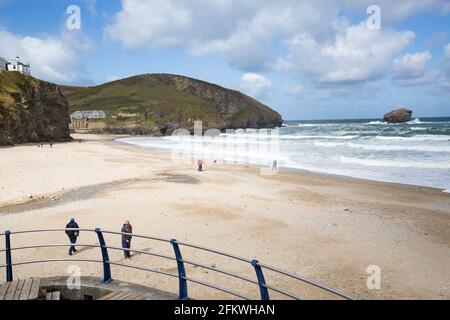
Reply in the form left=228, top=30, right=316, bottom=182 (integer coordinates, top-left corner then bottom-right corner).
left=384, top=108, right=413, bottom=124
left=0, top=72, right=72, bottom=146
left=153, top=74, right=283, bottom=130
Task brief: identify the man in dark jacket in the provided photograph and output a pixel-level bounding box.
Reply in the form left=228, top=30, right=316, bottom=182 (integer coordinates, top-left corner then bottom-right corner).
left=65, top=218, right=80, bottom=256
left=121, top=220, right=133, bottom=259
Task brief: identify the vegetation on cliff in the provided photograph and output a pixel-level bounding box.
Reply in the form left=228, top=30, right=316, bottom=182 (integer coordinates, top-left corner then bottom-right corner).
left=63, top=74, right=283, bottom=135
left=0, top=72, right=71, bottom=146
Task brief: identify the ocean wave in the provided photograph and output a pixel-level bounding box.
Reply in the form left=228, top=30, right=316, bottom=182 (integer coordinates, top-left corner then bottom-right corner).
left=366, top=118, right=431, bottom=125
left=314, top=141, right=450, bottom=152
left=366, top=121, right=389, bottom=125
left=340, top=156, right=450, bottom=169
left=410, top=127, right=428, bottom=131
left=281, top=134, right=358, bottom=140
left=407, top=118, right=422, bottom=124
left=375, top=135, right=450, bottom=142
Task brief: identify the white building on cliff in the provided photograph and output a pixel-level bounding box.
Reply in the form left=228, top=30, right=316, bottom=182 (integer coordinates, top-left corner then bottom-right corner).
left=0, top=56, right=31, bottom=75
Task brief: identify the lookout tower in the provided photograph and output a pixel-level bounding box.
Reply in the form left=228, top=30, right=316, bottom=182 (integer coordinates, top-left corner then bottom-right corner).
left=6, top=56, right=31, bottom=75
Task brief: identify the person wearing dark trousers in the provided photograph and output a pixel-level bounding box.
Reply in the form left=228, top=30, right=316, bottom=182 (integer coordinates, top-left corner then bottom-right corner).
left=121, top=220, right=133, bottom=259
left=65, top=218, right=80, bottom=256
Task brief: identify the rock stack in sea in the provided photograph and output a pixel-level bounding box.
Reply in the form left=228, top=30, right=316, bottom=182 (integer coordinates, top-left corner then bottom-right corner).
left=383, top=108, right=413, bottom=124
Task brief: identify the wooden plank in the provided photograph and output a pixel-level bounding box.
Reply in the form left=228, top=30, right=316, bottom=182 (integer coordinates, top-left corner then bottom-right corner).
left=28, top=278, right=41, bottom=300
left=12, top=280, right=25, bottom=300
left=98, top=291, right=122, bottom=300
left=4, top=280, right=19, bottom=300
left=118, top=292, right=135, bottom=300
left=0, top=282, right=11, bottom=300
left=19, top=279, right=33, bottom=300
left=111, top=292, right=129, bottom=300
left=46, top=292, right=61, bottom=300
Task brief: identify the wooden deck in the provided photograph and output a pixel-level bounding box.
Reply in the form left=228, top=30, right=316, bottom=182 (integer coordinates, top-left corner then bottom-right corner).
left=98, top=291, right=144, bottom=300
left=0, top=278, right=41, bottom=301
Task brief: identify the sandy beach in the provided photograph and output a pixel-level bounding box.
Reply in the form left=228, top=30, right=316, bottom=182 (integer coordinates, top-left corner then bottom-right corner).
left=0, top=134, right=449, bottom=300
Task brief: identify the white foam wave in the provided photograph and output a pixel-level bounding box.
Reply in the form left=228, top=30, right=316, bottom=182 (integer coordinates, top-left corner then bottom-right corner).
left=375, top=135, right=450, bottom=142
left=366, top=121, right=388, bottom=125
left=340, top=156, right=450, bottom=169
left=410, top=127, right=428, bottom=131
left=314, top=141, right=450, bottom=152
left=281, top=135, right=358, bottom=140
left=407, top=118, right=422, bottom=124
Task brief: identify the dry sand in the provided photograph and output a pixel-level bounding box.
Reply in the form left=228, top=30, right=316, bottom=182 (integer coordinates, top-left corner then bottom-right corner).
left=0, top=134, right=449, bottom=300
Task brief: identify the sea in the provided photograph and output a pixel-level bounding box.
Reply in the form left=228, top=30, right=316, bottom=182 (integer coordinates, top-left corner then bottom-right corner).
left=118, top=117, right=450, bottom=192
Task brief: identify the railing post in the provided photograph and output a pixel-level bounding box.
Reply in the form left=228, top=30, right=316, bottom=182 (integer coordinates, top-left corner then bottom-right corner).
left=5, top=231, right=13, bottom=282
left=95, top=228, right=112, bottom=284
left=170, top=239, right=189, bottom=300
left=252, top=259, right=270, bottom=300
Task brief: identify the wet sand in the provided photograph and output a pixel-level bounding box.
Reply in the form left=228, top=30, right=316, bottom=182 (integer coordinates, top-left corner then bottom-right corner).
left=0, top=134, right=449, bottom=300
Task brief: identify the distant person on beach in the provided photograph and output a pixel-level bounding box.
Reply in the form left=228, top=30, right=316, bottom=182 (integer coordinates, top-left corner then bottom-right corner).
left=198, top=160, right=204, bottom=172
left=50, top=142, right=53, bottom=148
left=65, top=218, right=80, bottom=256
left=121, top=220, right=133, bottom=259
left=272, top=160, right=278, bottom=171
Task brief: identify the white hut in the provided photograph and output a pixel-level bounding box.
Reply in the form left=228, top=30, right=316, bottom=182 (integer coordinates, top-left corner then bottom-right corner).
left=6, top=57, right=31, bottom=75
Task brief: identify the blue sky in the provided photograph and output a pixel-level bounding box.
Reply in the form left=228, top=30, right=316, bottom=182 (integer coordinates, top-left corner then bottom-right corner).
left=1, top=0, right=449, bottom=120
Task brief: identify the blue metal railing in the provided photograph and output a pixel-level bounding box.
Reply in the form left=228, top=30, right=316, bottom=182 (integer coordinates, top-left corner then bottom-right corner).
left=0, top=228, right=356, bottom=300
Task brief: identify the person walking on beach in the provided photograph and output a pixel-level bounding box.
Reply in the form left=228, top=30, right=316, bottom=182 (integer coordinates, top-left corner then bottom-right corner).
left=121, top=220, right=133, bottom=259
left=272, top=160, right=278, bottom=171
left=65, top=218, right=80, bottom=256
left=198, top=159, right=204, bottom=172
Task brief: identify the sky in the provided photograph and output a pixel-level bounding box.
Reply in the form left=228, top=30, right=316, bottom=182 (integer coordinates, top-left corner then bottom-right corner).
left=0, top=0, right=450, bottom=120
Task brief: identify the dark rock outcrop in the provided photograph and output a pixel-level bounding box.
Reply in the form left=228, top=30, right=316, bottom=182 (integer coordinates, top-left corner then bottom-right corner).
left=383, top=108, right=413, bottom=124
left=0, top=72, right=72, bottom=146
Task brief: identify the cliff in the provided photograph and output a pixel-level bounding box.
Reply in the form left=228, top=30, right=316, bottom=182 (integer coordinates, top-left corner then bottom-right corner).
left=0, top=72, right=72, bottom=146
left=63, top=74, right=283, bottom=135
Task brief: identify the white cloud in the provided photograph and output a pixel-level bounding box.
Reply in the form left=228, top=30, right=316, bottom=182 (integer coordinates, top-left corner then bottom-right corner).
left=393, top=51, right=432, bottom=78
left=444, top=44, right=450, bottom=71
left=278, top=22, right=415, bottom=85
left=240, top=73, right=272, bottom=99
left=0, top=29, right=93, bottom=85
left=103, top=0, right=447, bottom=97
left=284, top=82, right=381, bottom=100
left=84, top=0, right=98, bottom=16
left=105, top=75, right=120, bottom=83
left=104, top=0, right=341, bottom=71
left=392, top=51, right=439, bottom=86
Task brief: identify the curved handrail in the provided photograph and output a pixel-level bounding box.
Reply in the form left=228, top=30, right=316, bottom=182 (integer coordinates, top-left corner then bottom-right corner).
left=175, top=240, right=253, bottom=264
left=10, top=259, right=104, bottom=267
left=9, top=228, right=96, bottom=235
left=101, top=230, right=172, bottom=243
left=0, top=228, right=356, bottom=300
left=257, top=262, right=356, bottom=300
